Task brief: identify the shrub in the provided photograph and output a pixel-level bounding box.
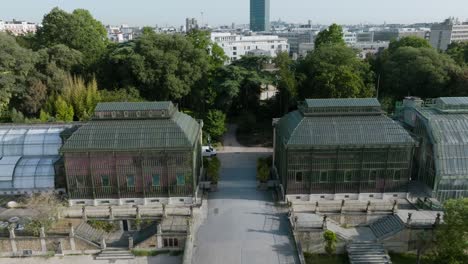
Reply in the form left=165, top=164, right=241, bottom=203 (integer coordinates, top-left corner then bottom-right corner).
left=323, top=230, right=337, bottom=255
left=205, top=156, right=221, bottom=183
left=257, top=157, right=271, bottom=182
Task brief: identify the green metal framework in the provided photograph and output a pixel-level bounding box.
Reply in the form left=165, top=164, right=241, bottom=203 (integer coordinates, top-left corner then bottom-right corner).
left=400, top=97, right=468, bottom=201
left=61, top=102, right=202, bottom=200
left=275, top=98, right=416, bottom=195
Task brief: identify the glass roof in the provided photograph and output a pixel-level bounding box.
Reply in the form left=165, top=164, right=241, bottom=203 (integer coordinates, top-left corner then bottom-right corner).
left=0, top=126, right=67, bottom=156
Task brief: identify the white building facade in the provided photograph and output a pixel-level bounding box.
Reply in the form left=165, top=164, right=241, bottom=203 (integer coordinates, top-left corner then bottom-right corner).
left=0, top=20, right=37, bottom=35
left=430, top=19, right=468, bottom=51
left=211, top=32, right=289, bottom=63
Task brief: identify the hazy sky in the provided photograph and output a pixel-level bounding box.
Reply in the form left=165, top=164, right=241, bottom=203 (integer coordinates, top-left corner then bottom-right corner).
left=1, top=0, right=467, bottom=26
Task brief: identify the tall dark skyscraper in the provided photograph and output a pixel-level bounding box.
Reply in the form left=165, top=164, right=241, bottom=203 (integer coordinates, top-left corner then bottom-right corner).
left=250, top=0, right=270, bottom=32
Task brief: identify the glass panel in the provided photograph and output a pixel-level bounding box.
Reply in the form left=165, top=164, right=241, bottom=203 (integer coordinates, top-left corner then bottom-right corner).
left=369, top=170, right=377, bottom=182
left=393, top=170, right=401, bottom=181
left=152, top=174, right=160, bottom=186
left=344, top=171, right=352, bottom=182
left=127, top=175, right=135, bottom=187
left=176, top=174, right=185, bottom=186
left=101, top=175, right=110, bottom=186
left=320, top=171, right=328, bottom=182
left=295, top=172, right=303, bottom=182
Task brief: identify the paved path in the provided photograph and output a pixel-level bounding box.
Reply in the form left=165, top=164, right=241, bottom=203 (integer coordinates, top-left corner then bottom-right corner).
left=0, top=255, right=181, bottom=264
left=192, top=126, right=298, bottom=264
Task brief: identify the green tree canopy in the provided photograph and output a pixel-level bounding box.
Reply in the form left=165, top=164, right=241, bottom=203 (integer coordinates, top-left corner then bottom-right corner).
left=430, top=198, right=468, bottom=264
left=314, top=24, right=345, bottom=49
left=380, top=47, right=462, bottom=98
left=0, top=33, right=38, bottom=114
left=446, top=42, right=468, bottom=66
left=297, top=44, right=375, bottom=99
left=388, top=36, right=432, bottom=53
left=274, top=52, right=297, bottom=114
left=36, top=7, right=107, bottom=64
left=203, top=109, right=227, bottom=141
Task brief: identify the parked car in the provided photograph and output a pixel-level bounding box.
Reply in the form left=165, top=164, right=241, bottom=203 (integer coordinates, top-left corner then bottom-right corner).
left=202, top=146, right=217, bottom=157
left=15, top=223, right=24, bottom=231
left=0, top=221, right=8, bottom=229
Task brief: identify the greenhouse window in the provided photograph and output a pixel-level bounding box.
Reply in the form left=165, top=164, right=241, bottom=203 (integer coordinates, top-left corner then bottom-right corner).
left=344, top=171, right=353, bottom=182
left=295, top=172, right=303, bottom=183
left=369, top=170, right=377, bottom=182
left=127, top=175, right=135, bottom=187
left=152, top=174, right=160, bottom=186
left=176, top=174, right=185, bottom=186
left=101, top=175, right=110, bottom=186
left=320, top=171, right=328, bottom=182
left=393, top=170, right=401, bottom=181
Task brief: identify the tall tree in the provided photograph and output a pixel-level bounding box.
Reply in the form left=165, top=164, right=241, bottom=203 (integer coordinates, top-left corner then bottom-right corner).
left=446, top=42, right=468, bottom=66
left=388, top=36, right=432, bottom=53
left=430, top=198, right=468, bottom=264
left=380, top=47, right=462, bottom=98
left=0, top=33, right=38, bottom=115
left=274, top=52, right=297, bottom=115
left=36, top=8, right=107, bottom=65
left=297, top=44, right=375, bottom=99
left=314, top=24, right=345, bottom=49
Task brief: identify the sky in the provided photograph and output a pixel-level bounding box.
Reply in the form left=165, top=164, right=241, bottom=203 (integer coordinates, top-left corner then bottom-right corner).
left=1, top=0, right=467, bottom=27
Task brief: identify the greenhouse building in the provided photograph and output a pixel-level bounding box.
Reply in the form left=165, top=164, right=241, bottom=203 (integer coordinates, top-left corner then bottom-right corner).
left=273, top=98, right=416, bottom=201
left=61, top=102, right=203, bottom=206
left=399, top=97, right=468, bottom=201
left=0, top=124, right=73, bottom=194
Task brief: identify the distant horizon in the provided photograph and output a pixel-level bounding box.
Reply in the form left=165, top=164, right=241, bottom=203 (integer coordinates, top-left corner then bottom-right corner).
left=1, top=0, right=467, bottom=27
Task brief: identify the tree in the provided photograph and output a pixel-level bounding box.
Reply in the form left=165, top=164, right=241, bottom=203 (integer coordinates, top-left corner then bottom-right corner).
left=429, top=198, right=468, bottom=264
left=323, top=230, right=337, bottom=255
left=0, top=33, right=37, bottom=114
left=274, top=52, right=297, bottom=114
left=380, top=47, right=462, bottom=99
left=388, top=36, right=432, bottom=53
left=19, top=79, right=47, bottom=116
left=54, top=95, right=74, bottom=122
left=257, top=157, right=270, bottom=183
left=447, top=42, right=468, bottom=66
left=314, top=24, right=345, bottom=49
left=102, top=31, right=209, bottom=101
left=36, top=8, right=107, bottom=65
left=100, top=87, right=144, bottom=102
left=204, top=109, right=227, bottom=141
left=297, top=44, right=375, bottom=99
left=61, top=75, right=101, bottom=121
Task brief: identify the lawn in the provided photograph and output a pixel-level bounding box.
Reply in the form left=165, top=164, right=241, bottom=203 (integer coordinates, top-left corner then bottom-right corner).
left=304, top=253, right=349, bottom=264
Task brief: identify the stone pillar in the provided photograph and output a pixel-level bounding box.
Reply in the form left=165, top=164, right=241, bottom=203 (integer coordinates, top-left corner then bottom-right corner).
left=392, top=200, right=398, bottom=214
left=128, top=236, right=134, bottom=249
left=293, top=216, right=298, bottom=230
left=40, top=226, right=47, bottom=252
left=69, top=224, right=76, bottom=251
left=366, top=201, right=371, bottom=213
left=109, top=206, right=114, bottom=221
left=407, top=212, right=413, bottom=225
left=9, top=225, right=17, bottom=254
left=162, top=204, right=167, bottom=218
left=314, top=201, right=319, bottom=214
left=82, top=206, right=87, bottom=221
left=136, top=206, right=141, bottom=219
left=156, top=223, right=163, bottom=249
left=365, top=201, right=372, bottom=223
left=186, top=218, right=192, bottom=236
left=55, top=240, right=64, bottom=256
left=322, top=215, right=328, bottom=229
left=189, top=205, right=193, bottom=217
left=101, top=238, right=107, bottom=250
left=434, top=213, right=441, bottom=226
left=340, top=199, right=345, bottom=213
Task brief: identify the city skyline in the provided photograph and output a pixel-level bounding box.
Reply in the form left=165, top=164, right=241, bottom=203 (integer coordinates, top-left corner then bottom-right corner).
left=1, top=0, right=468, bottom=26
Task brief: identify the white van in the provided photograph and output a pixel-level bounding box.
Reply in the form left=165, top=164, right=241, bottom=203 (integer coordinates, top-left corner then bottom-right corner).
left=202, top=146, right=217, bottom=157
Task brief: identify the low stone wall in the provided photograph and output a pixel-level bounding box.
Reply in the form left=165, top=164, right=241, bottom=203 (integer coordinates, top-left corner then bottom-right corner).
left=0, top=235, right=99, bottom=257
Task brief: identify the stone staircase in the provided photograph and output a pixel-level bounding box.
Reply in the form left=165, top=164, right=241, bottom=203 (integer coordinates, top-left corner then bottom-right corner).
left=96, top=248, right=135, bottom=260
left=75, top=222, right=110, bottom=245
left=369, top=215, right=405, bottom=240
left=347, top=241, right=392, bottom=264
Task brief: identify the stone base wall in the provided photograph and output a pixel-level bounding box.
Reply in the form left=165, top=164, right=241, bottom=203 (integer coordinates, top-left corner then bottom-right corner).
left=0, top=236, right=99, bottom=257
